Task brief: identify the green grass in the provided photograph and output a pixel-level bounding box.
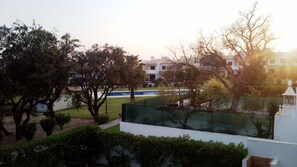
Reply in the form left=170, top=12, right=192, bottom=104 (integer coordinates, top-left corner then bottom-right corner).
left=104, top=124, right=120, bottom=133
left=57, top=96, right=154, bottom=120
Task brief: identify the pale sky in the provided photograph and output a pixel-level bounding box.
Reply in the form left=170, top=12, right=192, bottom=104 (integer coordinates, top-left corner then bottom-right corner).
left=1, top=0, right=297, bottom=60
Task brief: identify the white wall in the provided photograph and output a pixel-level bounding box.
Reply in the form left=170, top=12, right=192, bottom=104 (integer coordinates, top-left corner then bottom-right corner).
left=35, top=95, right=73, bottom=112
left=53, top=96, right=73, bottom=111
left=120, top=122, right=248, bottom=146
left=274, top=107, right=297, bottom=143
left=247, top=138, right=297, bottom=167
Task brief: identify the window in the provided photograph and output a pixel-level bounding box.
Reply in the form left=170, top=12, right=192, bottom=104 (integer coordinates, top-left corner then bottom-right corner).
left=150, top=66, right=155, bottom=70
left=162, top=66, right=166, bottom=70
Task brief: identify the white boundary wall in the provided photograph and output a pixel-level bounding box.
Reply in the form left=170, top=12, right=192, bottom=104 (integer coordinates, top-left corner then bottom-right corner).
left=120, top=122, right=248, bottom=146
left=247, top=138, right=297, bottom=167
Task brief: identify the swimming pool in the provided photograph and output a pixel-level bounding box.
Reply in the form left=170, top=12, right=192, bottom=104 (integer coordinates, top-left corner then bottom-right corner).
left=107, top=90, right=158, bottom=97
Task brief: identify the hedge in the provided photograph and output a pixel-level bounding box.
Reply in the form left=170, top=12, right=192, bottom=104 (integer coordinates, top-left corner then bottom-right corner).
left=0, top=126, right=100, bottom=167
left=97, top=132, right=247, bottom=167
left=0, top=126, right=247, bottom=167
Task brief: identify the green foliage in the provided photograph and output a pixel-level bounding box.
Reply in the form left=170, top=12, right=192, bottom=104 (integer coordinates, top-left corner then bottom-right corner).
left=0, top=126, right=100, bottom=167
left=203, top=77, right=230, bottom=108
left=98, top=132, right=247, bottom=167
left=55, top=113, right=71, bottom=130
left=70, top=44, right=130, bottom=121
left=96, top=114, right=109, bottom=125
left=20, top=122, right=37, bottom=141
left=0, top=22, right=75, bottom=139
left=0, top=126, right=246, bottom=167
left=158, top=86, right=182, bottom=105
left=40, top=118, right=56, bottom=136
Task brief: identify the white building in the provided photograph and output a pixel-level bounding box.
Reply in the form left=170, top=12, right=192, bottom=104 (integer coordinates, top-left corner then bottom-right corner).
left=142, top=57, right=172, bottom=82
left=225, top=54, right=242, bottom=73
left=267, top=51, right=297, bottom=73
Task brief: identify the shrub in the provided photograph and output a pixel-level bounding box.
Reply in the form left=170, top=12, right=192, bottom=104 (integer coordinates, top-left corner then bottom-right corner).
left=0, top=126, right=100, bottom=167
left=55, top=113, right=71, bottom=130
left=97, top=132, right=247, bottom=167
left=20, top=122, right=37, bottom=141
left=40, top=118, right=56, bottom=136
left=0, top=126, right=247, bottom=167
left=96, top=114, right=109, bottom=125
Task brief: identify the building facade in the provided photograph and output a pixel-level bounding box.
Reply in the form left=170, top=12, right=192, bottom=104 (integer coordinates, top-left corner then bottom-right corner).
left=142, top=57, right=172, bottom=82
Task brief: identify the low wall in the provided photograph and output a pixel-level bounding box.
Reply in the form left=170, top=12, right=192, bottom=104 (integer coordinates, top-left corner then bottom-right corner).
left=120, top=122, right=248, bottom=146
left=247, top=138, right=297, bottom=167
left=53, top=96, right=73, bottom=111
left=35, top=96, right=73, bottom=112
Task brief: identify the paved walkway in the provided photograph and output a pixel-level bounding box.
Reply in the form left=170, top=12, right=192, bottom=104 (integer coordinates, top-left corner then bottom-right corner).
left=99, top=118, right=121, bottom=129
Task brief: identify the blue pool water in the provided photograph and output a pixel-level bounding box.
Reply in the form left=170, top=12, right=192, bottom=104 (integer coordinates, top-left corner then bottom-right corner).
left=107, top=90, right=158, bottom=97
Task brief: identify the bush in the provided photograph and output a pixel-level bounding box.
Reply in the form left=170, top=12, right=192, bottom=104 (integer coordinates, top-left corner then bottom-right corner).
left=40, top=118, right=56, bottom=136
left=20, top=122, right=37, bottom=141
left=0, top=126, right=100, bottom=167
left=55, top=113, right=71, bottom=130
left=97, top=132, right=247, bottom=167
left=0, top=126, right=247, bottom=167
left=96, top=114, right=109, bottom=125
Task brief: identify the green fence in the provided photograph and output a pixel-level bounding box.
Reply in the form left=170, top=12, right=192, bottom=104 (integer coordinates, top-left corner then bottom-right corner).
left=122, top=96, right=281, bottom=139
left=208, top=96, right=281, bottom=112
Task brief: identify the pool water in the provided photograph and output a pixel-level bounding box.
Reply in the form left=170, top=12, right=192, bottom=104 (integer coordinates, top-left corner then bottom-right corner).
left=107, top=90, right=158, bottom=97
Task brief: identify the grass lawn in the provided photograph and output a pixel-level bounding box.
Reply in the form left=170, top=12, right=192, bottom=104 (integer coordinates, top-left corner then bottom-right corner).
left=99, top=87, right=158, bottom=91
left=57, top=96, right=154, bottom=120
left=104, top=124, right=120, bottom=133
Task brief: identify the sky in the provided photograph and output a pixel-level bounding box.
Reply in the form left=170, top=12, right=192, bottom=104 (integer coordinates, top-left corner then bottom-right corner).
left=1, top=0, right=297, bottom=60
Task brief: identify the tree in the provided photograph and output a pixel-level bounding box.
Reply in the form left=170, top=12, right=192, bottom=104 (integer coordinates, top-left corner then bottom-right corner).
left=41, top=33, right=78, bottom=118
left=122, top=55, right=145, bottom=103
left=0, top=22, right=42, bottom=139
left=0, top=22, right=69, bottom=139
left=162, top=64, right=207, bottom=108
left=0, top=64, right=13, bottom=135
left=70, top=44, right=126, bottom=121
left=203, top=77, right=230, bottom=109
left=194, top=3, right=274, bottom=111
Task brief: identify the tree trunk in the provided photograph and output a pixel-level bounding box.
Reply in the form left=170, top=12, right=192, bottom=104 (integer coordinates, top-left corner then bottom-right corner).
left=230, top=95, right=241, bottom=112
left=23, top=110, right=31, bottom=123
left=88, top=107, right=95, bottom=120
left=190, top=90, right=196, bottom=107
left=13, top=114, right=23, bottom=140
left=48, top=104, right=55, bottom=118
left=130, top=86, right=135, bottom=103
left=88, top=106, right=99, bottom=121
